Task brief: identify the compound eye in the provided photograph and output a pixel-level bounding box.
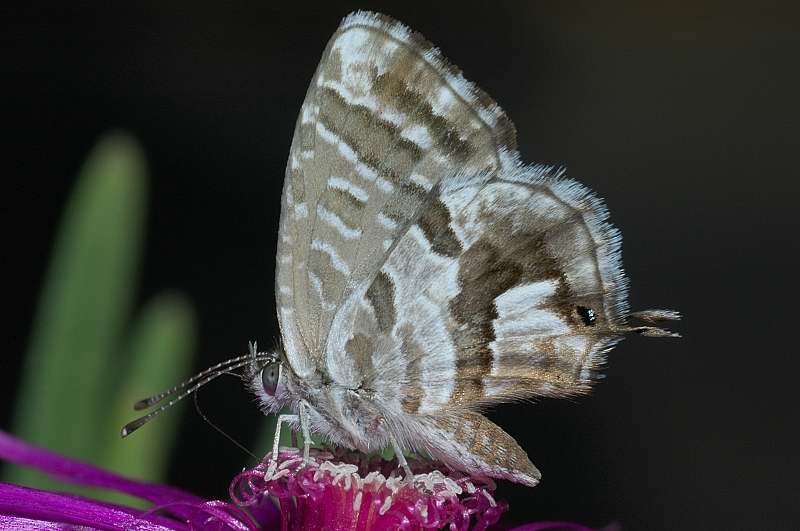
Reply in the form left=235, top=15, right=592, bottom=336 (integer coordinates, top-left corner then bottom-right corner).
left=260, top=361, right=281, bottom=397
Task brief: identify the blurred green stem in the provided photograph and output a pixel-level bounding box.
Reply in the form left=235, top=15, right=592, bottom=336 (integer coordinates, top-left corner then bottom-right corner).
left=4, top=133, right=197, bottom=498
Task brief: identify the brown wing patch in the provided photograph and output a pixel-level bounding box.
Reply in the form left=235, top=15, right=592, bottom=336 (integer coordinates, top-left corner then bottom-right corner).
left=365, top=271, right=396, bottom=333
left=428, top=411, right=540, bottom=486
left=317, top=87, right=423, bottom=184
left=399, top=323, right=424, bottom=413
left=417, top=197, right=463, bottom=258
left=373, top=73, right=476, bottom=163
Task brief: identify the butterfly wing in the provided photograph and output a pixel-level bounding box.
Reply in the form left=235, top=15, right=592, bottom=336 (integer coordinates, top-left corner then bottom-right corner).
left=276, top=11, right=517, bottom=379
left=280, top=12, right=630, bottom=404
left=276, top=12, right=675, bottom=485
left=368, top=164, right=635, bottom=408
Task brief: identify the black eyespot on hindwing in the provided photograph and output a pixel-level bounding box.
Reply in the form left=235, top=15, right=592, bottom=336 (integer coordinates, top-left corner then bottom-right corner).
left=576, top=306, right=597, bottom=326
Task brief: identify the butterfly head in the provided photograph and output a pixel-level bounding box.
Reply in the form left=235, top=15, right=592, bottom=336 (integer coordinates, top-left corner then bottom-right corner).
left=245, top=343, right=291, bottom=414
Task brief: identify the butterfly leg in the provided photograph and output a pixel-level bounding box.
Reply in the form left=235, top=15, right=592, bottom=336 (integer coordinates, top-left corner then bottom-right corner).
left=267, top=413, right=299, bottom=477
left=388, top=431, right=414, bottom=482
left=299, top=400, right=312, bottom=464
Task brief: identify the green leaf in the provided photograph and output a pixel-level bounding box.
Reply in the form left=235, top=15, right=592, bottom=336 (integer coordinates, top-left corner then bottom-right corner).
left=98, top=293, right=195, bottom=506
left=5, top=132, right=146, bottom=490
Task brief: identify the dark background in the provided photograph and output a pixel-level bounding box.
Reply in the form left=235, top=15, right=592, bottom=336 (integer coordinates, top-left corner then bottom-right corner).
left=3, top=1, right=799, bottom=529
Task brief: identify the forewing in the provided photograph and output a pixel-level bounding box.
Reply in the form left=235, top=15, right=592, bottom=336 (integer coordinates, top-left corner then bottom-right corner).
left=275, top=12, right=517, bottom=376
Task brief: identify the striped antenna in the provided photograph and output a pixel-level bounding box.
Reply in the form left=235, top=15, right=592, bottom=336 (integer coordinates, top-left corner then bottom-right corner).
left=121, top=344, right=274, bottom=438
left=132, top=353, right=265, bottom=410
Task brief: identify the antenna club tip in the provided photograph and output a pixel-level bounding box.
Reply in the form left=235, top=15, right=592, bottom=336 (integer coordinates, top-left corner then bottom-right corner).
left=120, top=423, right=140, bottom=438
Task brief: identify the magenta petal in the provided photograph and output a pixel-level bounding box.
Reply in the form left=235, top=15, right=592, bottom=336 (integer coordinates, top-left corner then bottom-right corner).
left=0, top=431, right=267, bottom=530
left=186, top=500, right=260, bottom=531
left=0, top=431, right=202, bottom=513
left=0, top=482, right=183, bottom=530
left=237, top=494, right=281, bottom=529
left=0, top=514, right=67, bottom=530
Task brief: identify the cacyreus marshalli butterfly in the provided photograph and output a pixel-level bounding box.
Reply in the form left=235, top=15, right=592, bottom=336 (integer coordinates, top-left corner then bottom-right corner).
left=123, top=11, right=679, bottom=487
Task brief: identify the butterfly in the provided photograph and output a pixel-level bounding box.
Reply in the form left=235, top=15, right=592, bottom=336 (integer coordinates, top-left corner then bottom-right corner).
left=123, top=11, right=679, bottom=487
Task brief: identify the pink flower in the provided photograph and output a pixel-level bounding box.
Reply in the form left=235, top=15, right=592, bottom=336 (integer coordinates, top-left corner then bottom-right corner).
left=0, top=430, right=595, bottom=530
left=230, top=448, right=507, bottom=530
